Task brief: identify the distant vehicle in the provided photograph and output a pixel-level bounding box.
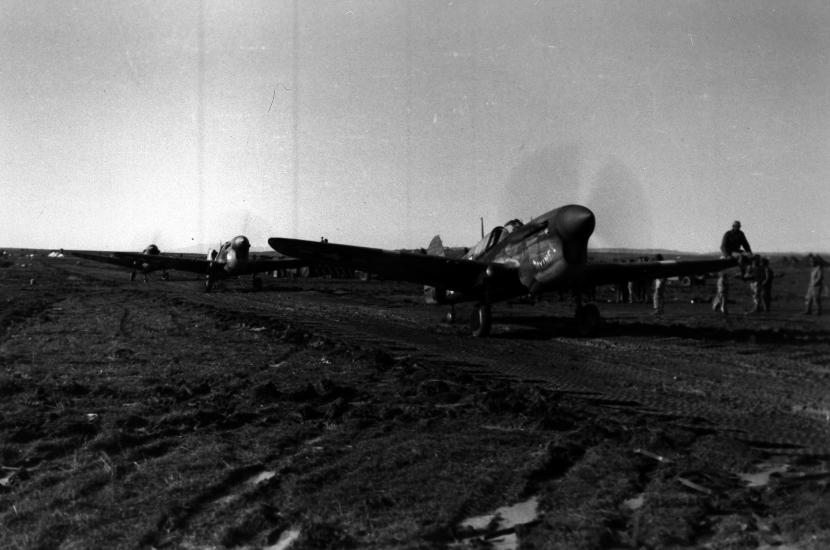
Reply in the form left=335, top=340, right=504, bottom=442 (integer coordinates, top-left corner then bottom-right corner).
left=269, top=204, right=737, bottom=336
left=68, top=236, right=305, bottom=291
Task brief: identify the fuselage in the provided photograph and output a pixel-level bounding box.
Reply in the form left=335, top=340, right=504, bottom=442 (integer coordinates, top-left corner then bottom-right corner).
left=460, top=204, right=596, bottom=298
left=208, top=236, right=251, bottom=275
left=136, top=244, right=161, bottom=272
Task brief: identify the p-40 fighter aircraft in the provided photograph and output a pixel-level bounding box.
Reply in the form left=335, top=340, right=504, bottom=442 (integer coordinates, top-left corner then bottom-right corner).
left=269, top=204, right=738, bottom=336
left=70, top=236, right=304, bottom=292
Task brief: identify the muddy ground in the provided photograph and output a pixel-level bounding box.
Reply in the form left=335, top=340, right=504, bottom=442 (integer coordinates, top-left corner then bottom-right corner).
left=1, top=251, right=829, bottom=549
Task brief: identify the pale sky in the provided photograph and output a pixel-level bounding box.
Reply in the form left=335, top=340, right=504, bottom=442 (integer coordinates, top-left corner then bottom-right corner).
left=2, top=1, right=828, bottom=253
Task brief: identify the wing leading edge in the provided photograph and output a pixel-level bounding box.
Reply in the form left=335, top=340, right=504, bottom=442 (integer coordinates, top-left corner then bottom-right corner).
left=71, top=251, right=305, bottom=277
left=268, top=237, right=501, bottom=294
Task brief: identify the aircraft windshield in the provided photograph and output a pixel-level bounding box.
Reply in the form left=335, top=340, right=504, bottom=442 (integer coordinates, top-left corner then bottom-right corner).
left=467, top=219, right=525, bottom=259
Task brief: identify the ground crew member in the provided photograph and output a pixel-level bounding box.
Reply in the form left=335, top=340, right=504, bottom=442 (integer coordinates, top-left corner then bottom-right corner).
left=712, top=270, right=729, bottom=315
left=761, top=257, right=774, bottom=312
left=720, top=220, right=752, bottom=257
left=721, top=220, right=752, bottom=276
left=805, top=255, right=824, bottom=315
left=744, top=255, right=765, bottom=313
left=652, top=254, right=666, bottom=315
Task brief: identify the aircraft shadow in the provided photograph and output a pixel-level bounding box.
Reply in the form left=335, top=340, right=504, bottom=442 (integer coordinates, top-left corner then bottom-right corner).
left=492, top=314, right=829, bottom=344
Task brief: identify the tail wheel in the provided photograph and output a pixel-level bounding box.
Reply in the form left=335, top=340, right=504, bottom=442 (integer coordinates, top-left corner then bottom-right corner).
left=575, top=303, right=601, bottom=337
left=470, top=303, right=492, bottom=337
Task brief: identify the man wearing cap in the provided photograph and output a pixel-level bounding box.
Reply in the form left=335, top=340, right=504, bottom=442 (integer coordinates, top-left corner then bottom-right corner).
left=720, top=220, right=752, bottom=258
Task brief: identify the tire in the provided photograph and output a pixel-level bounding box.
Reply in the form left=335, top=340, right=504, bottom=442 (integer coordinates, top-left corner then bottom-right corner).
left=204, top=277, right=213, bottom=293
left=470, top=303, right=492, bottom=337
left=575, top=303, right=601, bottom=337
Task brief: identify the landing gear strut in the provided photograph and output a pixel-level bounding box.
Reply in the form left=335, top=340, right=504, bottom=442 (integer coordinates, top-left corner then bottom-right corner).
left=470, top=302, right=492, bottom=337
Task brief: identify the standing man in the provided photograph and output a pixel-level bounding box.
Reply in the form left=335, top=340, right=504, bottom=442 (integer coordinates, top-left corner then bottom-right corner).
left=761, top=257, right=774, bottom=312
left=712, top=270, right=729, bottom=315
left=744, top=255, right=766, bottom=313
left=805, top=255, right=824, bottom=315
left=652, top=254, right=666, bottom=315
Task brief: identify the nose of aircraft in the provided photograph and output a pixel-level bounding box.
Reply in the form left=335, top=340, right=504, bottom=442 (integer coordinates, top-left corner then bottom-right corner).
left=555, top=205, right=595, bottom=242
left=231, top=236, right=251, bottom=261
left=555, top=205, right=594, bottom=267
left=231, top=236, right=251, bottom=250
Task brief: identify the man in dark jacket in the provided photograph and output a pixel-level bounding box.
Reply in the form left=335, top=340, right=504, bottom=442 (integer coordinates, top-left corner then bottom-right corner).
left=720, top=220, right=752, bottom=257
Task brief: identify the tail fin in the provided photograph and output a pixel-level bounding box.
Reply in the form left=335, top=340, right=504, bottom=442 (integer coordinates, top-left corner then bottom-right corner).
left=427, top=235, right=445, bottom=257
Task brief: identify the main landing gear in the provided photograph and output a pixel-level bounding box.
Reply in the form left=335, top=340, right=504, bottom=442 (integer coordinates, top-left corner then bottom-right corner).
left=470, top=302, right=493, bottom=337
left=443, top=298, right=601, bottom=338
left=441, top=303, right=492, bottom=338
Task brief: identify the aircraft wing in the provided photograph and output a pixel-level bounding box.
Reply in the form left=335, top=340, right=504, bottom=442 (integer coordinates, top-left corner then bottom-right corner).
left=108, top=252, right=307, bottom=276
left=110, top=252, right=212, bottom=274
left=268, top=237, right=494, bottom=293
left=68, top=250, right=149, bottom=269
left=576, top=257, right=738, bottom=288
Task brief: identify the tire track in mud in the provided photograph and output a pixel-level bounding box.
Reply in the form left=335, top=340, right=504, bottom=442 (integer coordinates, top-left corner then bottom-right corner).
left=189, top=288, right=830, bottom=457
left=57, top=265, right=830, bottom=456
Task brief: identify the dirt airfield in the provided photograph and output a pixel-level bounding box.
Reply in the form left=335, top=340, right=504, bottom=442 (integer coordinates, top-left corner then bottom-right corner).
left=1, top=250, right=829, bottom=549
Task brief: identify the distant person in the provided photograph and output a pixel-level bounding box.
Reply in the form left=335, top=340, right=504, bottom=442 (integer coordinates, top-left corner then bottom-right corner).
left=652, top=254, right=666, bottom=315
left=615, top=281, right=628, bottom=304
left=744, top=255, right=766, bottom=313
left=804, top=255, right=824, bottom=315
left=761, top=257, right=774, bottom=312
left=712, top=270, right=729, bottom=315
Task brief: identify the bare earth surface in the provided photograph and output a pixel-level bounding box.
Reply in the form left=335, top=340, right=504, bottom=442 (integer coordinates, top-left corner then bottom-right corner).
left=1, top=251, right=830, bottom=549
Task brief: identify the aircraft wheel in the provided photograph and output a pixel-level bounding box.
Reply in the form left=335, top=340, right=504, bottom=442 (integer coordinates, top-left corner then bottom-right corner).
left=253, top=277, right=263, bottom=291
left=204, top=277, right=213, bottom=293
left=130, top=271, right=136, bottom=281
left=575, top=303, right=601, bottom=337
left=470, top=303, right=492, bottom=337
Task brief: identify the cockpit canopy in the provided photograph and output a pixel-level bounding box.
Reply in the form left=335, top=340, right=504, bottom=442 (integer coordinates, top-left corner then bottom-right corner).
left=466, top=219, right=524, bottom=260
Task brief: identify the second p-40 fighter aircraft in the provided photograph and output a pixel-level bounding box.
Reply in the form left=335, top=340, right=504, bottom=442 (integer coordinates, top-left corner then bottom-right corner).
left=269, top=204, right=738, bottom=336
left=70, top=235, right=304, bottom=292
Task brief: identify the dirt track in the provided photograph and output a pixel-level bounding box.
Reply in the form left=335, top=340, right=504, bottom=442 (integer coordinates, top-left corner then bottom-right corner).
left=2, top=252, right=830, bottom=549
